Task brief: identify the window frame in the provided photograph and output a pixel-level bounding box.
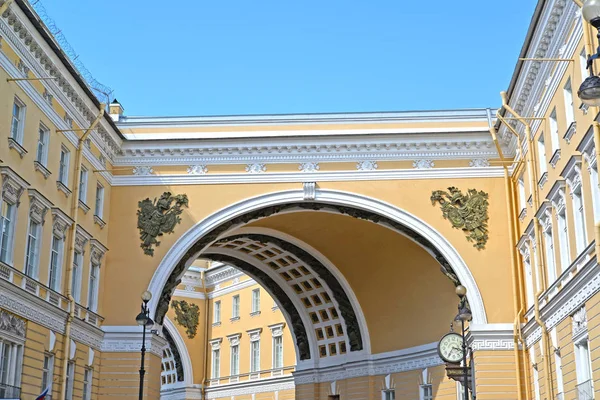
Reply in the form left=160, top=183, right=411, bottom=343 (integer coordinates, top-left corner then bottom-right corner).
left=41, top=354, right=54, bottom=393
left=563, top=78, right=575, bottom=126
left=251, top=288, right=260, bottom=313
left=48, top=235, right=64, bottom=292
left=273, top=335, right=283, bottom=370
left=65, top=361, right=75, bottom=400
left=250, top=339, right=260, bottom=373
left=87, top=262, right=100, bottom=312
left=24, top=218, right=41, bottom=278
left=211, top=348, right=220, bottom=379
left=82, top=368, right=92, bottom=400
left=36, top=123, right=50, bottom=166
left=72, top=251, right=83, bottom=303
left=58, top=146, right=71, bottom=185
left=230, top=344, right=239, bottom=376
left=94, top=183, right=104, bottom=219
left=0, top=201, right=17, bottom=265
left=10, top=97, right=26, bottom=143
left=79, top=166, right=89, bottom=204
left=232, top=295, right=240, bottom=319
left=214, top=300, right=221, bottom=324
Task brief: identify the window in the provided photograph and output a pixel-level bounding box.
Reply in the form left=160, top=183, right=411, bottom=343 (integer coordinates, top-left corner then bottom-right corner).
left=551, top=329, right=564, bottom=397
left=557, top=209, right=571, bottom=272
left=251, top=340, right=260, bottom=373
left=549, top=108, right=560, bottom=153
left=65, top=361, right=74, bottom=400
left=48, top=236, right=63, bottom=291
left=10, top=98, right=25, bottom=142
left=531, top=347, right=540, bottom=400
left=211, top=349, right=220, bottom=379
left=518, top=177, right=526, bottom=212
left=537, top=134, right=547, bottom=174
left=523, top=249, right=534, bottom=308
left=94, top=184, right=104, bottom=218
left=88, top=263, right=99, bottom=312
left=572, top=187, right=588, bottom=254
left=273, top=336, right=283, bottom=369
left=252, top=288, right=260, bottom=313
left=543, top=229, right=557, bottom=284
left=383, top=389, right=396, bottom=400
left=420, top=385, right=432, bottom=400
left=79, top=166, right=88, bottom=204
left=58, top=147, right=70, bottom=185
left=581, top=48, right=589, bottom=83
left=82, top=368, right=92, bottom=400
left=214, top=301, right=221, bottom=324
left=72, top=251, right=83, bottom=302
left=36, top=124, right=50, bottom=166
left=0, top=340, right=23, bottom=394
left=232, top=295, right=240, bottom=319
left=590, top=166, right=600, bottom=224
left=25, top=219, right=41, bottom=278
left=0, top=202, right=16, bottom=264
left=41, top=354, right=54, bottom=393
left=575, top=340, right=593, bottom=398
left=230, top=345, right=239, bottom=376
left=564, top=78, right=575, bottom=126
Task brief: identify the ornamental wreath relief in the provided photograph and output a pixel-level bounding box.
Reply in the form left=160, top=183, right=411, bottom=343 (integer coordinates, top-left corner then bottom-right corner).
left=171, top=300, right=200, bottom=339
left=137, top=191, right=189, bottom=256
left=430, top=187, right=489, bottom=249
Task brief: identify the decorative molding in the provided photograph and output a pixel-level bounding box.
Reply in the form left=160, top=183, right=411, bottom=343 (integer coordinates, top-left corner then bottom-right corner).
left=209, top=338, right=222, bottom=350
left=550, top=149, right=561, bottom=169
left=100, top=326, right=167, bottom=357
left=299, top=162, right=319, bottom=173
left=269, top=323, right=285, bottom=338
left=205, top=375, right=294, bottom=399
left=578, top=126, right=597, bottom=171
left=469, top=159, right=490, bottom=168
left=132, top=165, right=154, bottom=176
left=0, top=166, right=29, bottom=205
left=7, top=137, right=27, bottom=158
left=187, top=165, right=208, bottom=175
left=572, top=306, right=588, bottom=342
left=561, top=155, right=583, bottom=195
left=56, top=181, right=71, bottom=197
left=247, top=328, right=262, bottom=342
left=78, top=200, right=90, bottom=214
left=93, top=215, right=106, bottom=229
left=303, top=182, right=316, bottom=200
left=227, top=333, right=242, bottom=346
left=171, top=300, right=200, bottom=339
left=468, top=323, right=516, bottom=351
left=563, top=121, right=577, bottom=144
left=245, top=163, right=267, bottom=174
left=51, top=207, right=73, bottom=239
left=0, top=309, right=26, bottom=340
left=33, top=160, right=51, bottom=179
left=28, top=188, right=53, bottom=225
left=89, top=239, right=108, bottom=266
left=356, top=160, right=377, bottom=171
left=75, top=226, right=92, bottom=253
left=538, top=171, right=548, bottom=190
left=413, top=159, right=434, bottom=169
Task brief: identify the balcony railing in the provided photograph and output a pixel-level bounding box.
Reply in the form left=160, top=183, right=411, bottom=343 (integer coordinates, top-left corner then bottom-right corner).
left=0, top=383, right=21, bottom=399
left=577, top=379, right=594, bottom=400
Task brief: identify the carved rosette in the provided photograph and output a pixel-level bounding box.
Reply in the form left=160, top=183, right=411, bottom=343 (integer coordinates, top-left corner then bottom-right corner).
left=1, top=166, right=28, bottom=205
left=51, top=208, right=74, bottom=239
left=28, top=189, right=53, bottom=225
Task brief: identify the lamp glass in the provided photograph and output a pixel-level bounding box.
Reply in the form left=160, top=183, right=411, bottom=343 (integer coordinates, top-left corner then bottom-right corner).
left=145, top=317, right=154, bottom=329
left=583, top=0, right=600, bottom=24
left=579, top=75, right=600, bottom=106
left=455, top=285, right=467, bottom=297
left=457, top=307, right=472, bottom=322
left=136, top=312, right=148, bottom=326
left=141, top=291, right=152, bottom=302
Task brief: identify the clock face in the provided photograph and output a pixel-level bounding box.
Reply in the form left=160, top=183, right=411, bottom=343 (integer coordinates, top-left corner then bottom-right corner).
left=438, top=333, right=464, bottom=363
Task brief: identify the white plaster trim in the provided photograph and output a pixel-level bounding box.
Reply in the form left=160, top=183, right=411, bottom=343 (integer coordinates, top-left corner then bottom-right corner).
left=164, top=317, right=194, bottom=386
left=112, top=167, right=505, bottom=186
left=205, top=375, right=295, bottom=399
left=147, top=189, right=487, bottom=340
left=172, top=289, right=206, bottom=300
left=207, top=278, right=257, bottom=299
left=100, top=325, right=167, bottom=357
left=468, top=323, right=516, bottom=351
left=160, top=386, right=203, bottom=400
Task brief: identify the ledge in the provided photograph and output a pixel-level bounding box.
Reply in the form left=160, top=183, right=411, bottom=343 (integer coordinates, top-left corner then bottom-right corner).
left=56, top=181, right=71, bottom=197
left=78, top=200, right=90, bottom=214
left=230, top=316, right=240, bottom=323
left=580, top=102, right=589, bottom=115
left=93, top=215, right=106, bottom=229
left=563, top=121, right=577, bottom=144
left=538, top=171, right=548, bottom=190
left=550, top=149, right=561, bottom=168
left=212, top=321, right=222, bottom=327
left=250, top=311, right=261, bottom=317
left=33, top=161, right=51, bottom=179
left=8, top=137, right=27, bottom=158
left=519, top=208, right=527, bottom=221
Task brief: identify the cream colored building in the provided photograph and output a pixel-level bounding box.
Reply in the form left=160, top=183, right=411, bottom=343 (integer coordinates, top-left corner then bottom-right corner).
left=2, top=0, right=600, bottom=399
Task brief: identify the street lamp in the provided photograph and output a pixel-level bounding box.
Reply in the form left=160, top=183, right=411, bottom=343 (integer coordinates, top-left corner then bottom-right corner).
left=454, top=285, right=472, bottom=400
left=578, top=0, right=600, bottom=105
left=136, top=290, right=154, bottom=400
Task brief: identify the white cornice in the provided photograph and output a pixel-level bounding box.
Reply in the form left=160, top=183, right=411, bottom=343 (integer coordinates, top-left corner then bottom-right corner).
left=205, top=375, right=294, bottom=399
left=111, top=167, right=505, bottom=186
left=101, top=325, right=167, bottom=357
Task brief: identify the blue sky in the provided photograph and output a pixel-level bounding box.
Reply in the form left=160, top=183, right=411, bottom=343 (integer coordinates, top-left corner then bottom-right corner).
left=37, top=0, right=537, bottom=116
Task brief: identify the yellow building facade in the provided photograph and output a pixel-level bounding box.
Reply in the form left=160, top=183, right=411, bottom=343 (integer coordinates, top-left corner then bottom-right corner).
left=2, top=0, right=600, bottom=399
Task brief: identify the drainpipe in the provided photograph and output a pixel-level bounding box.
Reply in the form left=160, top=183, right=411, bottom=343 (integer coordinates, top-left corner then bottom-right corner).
left=499, top=93, right=554, bottom=400
left=201, top=267, right=209, bottom=400
left=487, top=109, right=525, bottom=400
left=59, top=105, right=105, bottom=400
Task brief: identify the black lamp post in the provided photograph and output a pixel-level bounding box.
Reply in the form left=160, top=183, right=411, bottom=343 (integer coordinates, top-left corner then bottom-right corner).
left=454, top=285, right=473, bottom=400
left=578, top=0, right=600, bottom=105
left=135, top=291, right=154, bottom=400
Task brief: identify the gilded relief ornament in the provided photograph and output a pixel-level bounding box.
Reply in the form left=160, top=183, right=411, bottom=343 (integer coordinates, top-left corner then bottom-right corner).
left=171, top=300, right=200, bottom=339
left=137, top=192, right=189, bottom=256
left=430, top=187, right=489, bottom=249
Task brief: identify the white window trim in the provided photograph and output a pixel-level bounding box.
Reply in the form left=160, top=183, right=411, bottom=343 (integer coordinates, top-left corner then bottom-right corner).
left=87, top=262, right=100, bottom=312
left=232, top=295, right=240, bottom=319
left=213, top=300, right=221, bottom=324
left=24, top=218, right=42, bottom=279
left=563, top=78, right=575, bottom=126
left=41, top=353, right=54, bottom=393
left=251, top=288, right=260, bottom=314
left=72, top=251, right=83, bottom=303
left=94, top=183, right=104, bottom=219
left=65, top=361, right=75, bottom=400
left=0, top=201, right=17, bottom=265
left=10, top=97, right=26, bottom=143
left=48, top=235, right=64, bottom=292
left=58, top=146, right=71, bottom=185
left=79, top=166, right=89, bottom=204
left=82, top=368, right=92, bottom=400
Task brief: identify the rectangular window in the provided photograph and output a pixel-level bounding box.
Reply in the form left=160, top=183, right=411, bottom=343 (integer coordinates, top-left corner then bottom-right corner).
left=88, top=263, right=99, bottom=312
left=230, top=345, right=239, bottom=376
left=572, top=188, right=588, bottom=254
left=94, top=184, right=104, bottom=218
left=49, top=236, right=63, bottom=291
left=82, top=368, right=92, bottom=400
left=0, top=341, right=23, bottom=389
left=212, top=349, right=220, bottom=379
left=549, top=108, right=560, bottom=153
left=72, top=251, right=83, bottom=302
left=531, top=347, right=541, bottom=400
left=591, top=166, right=600, bottom=224
left=557, top=210, right=571, bottom=272
left=273, top=336, right=283, bottom=369
left=232, top=295, right=240, bottom=318
left=36, top=124, right=50, bottom=165
left=252, top=288, right=260, bottom=313
left=523, top=253, right=534, bottom=308
left=58, top=147, right=70, bottom=185
left=214, top=301, right=221, bottom=323
left=537, top=134, right=547, bottom=174
left=251, top=340, right=260, bottom=373
left=420, top=385, right=432, bottom=400
left=581, top=48, right=589, bottom=83
left=0, top=202, right=15, bottom=264
left=518, top=177, right=527, bottom=212
left=543, top=230, right=557, bottom=284
left=25, top=219, right=41, bottom=278
left=383, top=389, right=396, bottom=400
left=79, top=166, right=88, bottom=204
left=10, top=98, right=25, bottom=142
left=551, top=329, right=564, bottom=397
left=575, top=340, right=593, bottom=398
left=65, top=361, right=74, bottom=400
left=41, top=354, right=54, bottom=393
left=564, top=78, right=575, bottom=126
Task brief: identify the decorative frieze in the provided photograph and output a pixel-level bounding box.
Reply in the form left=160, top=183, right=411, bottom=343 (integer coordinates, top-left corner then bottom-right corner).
left=469, top=159, right=490, bottom=168
left=247, top=328, right=262, bottom=342
left=0, top=166, right=28, bottom=205
left=413, top=159, right=434, bottom=169
left=0, top=309, right=26, bottom=339
left=299, top=162, right=319, bottom=173
left=245, top=163, right=266, bottom=174
left=28, top=189, right=53, bottom=225
left=535, top=201, right=553, bottom=234
left=577, top=127, right=597, bottom=171
left=227, top=333, right=241, bottom=346
left=132, top=166, right=154, bottom=176
left=269, top=323, right=285, bottom=338
left=209, top=338, right=222, bottom=350
left=356, top=160, right=377, bottom=171
left=547, top=180, right=567, bottom=214
left=187, top=165, right=208, bottom=175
